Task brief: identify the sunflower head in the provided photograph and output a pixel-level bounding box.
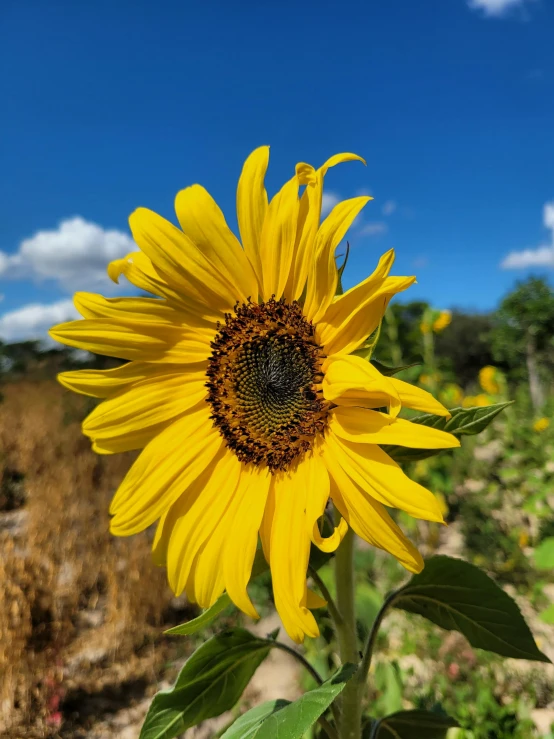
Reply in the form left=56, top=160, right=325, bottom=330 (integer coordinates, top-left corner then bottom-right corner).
left=50, top=147, right=459, bottom=643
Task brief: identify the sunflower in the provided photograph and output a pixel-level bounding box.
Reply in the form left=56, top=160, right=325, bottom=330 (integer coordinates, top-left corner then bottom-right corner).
left=50, top=148, right=459, bottom=643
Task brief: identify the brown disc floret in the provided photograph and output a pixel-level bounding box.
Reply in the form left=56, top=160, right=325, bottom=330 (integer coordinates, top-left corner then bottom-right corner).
left=206, top=298, right=329, bottom=472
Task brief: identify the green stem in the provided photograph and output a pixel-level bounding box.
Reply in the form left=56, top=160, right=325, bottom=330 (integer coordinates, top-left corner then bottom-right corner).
left=270, top=641, right=324, bottom=686
left=358, top=590, right=399, bottom=688
left=309, top=565, right=344, bottom=629
left=333, top=528, right=362, bottom=739
left=318, top=716, right=340, bottom=739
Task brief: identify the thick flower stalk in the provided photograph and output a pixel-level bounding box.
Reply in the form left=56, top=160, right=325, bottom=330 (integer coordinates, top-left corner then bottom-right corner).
left=50, top=148, right=459, bottom=643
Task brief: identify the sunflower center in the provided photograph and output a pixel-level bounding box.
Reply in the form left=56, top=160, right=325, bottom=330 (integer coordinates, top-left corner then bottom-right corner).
left=206, top=298, right=329, bottom=471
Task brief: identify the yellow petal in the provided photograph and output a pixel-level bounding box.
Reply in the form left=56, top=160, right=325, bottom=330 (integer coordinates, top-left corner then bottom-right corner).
left=107, top=250, right=220, bottom=325
left=129, top=208, right=239, bottom=313
left=49, top=318, right=211, bottom=363
left=327, top=464, right=423, bottom=573
left=222, top=465, right=271, bottom=619
left=175, top=454, right=244, bottom=601
left=286, top=153, right=367, bottom=302
left=304, top=452, right=348, bottom=553
left=109, top=406, right=223, bottom=534
left=260, top=478, right=276, bottom=564
left=329, top=407, right=460, bottom=450
left=236, top=146, right=270, bottom=290
left=306, top=589, right=327, bottom=609
left=58, top=361, right=206, bottom=399
left=74, top=292, right=190, bottom=326
left=175, top=184, right=258, bottom=301
left=269, top=462, right=320, bottom=643
left=317, top=249, right=415, bottom=355
left=82, top=373, right=207, bottom=452
left=259, top=174, right=300, bottom=300
left=324, top=433, right=444, bottom=523
left=322, top=354, right=402, bottom=417
left=304, top=196, right=371, bottom=323
left=388, top=378, right=451, bottom=417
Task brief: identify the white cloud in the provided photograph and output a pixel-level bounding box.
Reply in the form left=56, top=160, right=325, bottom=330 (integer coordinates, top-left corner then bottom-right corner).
left=0, top=217, right=136, bottom=292
left=321, top=192, right=340, bottom=217
left=382, top=200, right=397, bottom=217
left=0, top=299, right=79, bottom=344
left=467, top=0, right=534, bottom=17
left=501, top=202, right=554, bottom=269
left=360, top=222, right=388, bottom=237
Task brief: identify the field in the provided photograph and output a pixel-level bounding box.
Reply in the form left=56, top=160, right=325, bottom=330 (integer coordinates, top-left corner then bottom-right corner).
left=1, top=283, right=554, bottom=738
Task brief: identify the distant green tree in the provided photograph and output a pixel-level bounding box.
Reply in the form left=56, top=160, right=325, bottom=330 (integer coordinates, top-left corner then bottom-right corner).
left=491, top=277, right=554, bottom=410
left=435, top=311, right=496, bottom=388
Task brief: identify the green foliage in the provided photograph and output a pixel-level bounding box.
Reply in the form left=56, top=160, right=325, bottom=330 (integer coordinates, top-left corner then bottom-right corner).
left=164, top=594, right=233, bottom=636
left=373, top=662, right=403, bottom=715
left=365, top=710, right=459, bottom=738
left=534, top=537, right=554, bottom=570
left=434, top=312, right=496, bottom=388
left=539, top=603, right=554, bottom=625
left=393, top=556, right=549, bottom=662
left=383, top=402, right=512, bottom=463
left=491, top=277, right=554, bottom=368
left=220, top=664, right=356, bottom=738
left=416, top=674, right=537, bottom=739
left=139, top=629, right=273, bottom=739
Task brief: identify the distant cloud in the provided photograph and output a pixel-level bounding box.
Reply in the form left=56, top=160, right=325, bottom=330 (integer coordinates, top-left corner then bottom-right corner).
left=0, top=217, right=135, bottom=292
left=467, top=0, right=535, bottom=17
left=501, top=202, right=554, bottom=269
left=321, top=192, right=340, bottom=217
left=382, top=200, right=397, bottom=217
left=360, top=222, right=388, bottom=237
left=0, top=299, right=79, bottom=343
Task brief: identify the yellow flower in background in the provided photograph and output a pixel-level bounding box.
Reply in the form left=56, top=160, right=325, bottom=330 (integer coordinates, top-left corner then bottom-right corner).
left=439, top=383, right=464, bottom=408
left=50, top=148, right=460, bottom=643
left=462, top=394, right=490, bottom=408
left=518, top=531, right=529, bottom=548
left=432, top=310, right=451, bottom=333
left=479, top=366, right=500, bottom=396
left=420, top=320, right=431, bottom=334
left=533, top=417, right=550, bottom=433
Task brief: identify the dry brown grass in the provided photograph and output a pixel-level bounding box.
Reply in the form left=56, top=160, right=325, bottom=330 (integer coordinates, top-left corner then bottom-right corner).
left=0, top=379, right=187, bottom=738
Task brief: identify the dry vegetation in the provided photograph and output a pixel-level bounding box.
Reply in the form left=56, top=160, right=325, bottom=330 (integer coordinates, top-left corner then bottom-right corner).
left=0, top=379, right=194, bottom=738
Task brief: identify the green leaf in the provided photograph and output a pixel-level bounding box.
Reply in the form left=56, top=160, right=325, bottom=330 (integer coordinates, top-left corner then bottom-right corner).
left=539, top=603, right=554, bottom=625
left=220, top=664, right=356, bottom=738
left=383, top=402, right=512, bottom=463
left=368, top=710, right=459, bottom=738
left=139, top=629, right=272, bottom=739
left=219, top=700, right=290, bottom=737
left=370, top=360, right=420, bottom=377
left=415, top=403, right=512, bottom=436
left=534, top=537, right=554, bottom=570
left=164, top=595, right=232, bottom=636
left=393, top=556, right=550, bottom=662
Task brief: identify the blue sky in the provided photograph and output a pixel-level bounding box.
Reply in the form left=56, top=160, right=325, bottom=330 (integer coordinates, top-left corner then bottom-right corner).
left=1, top=0, right=553, bottom=343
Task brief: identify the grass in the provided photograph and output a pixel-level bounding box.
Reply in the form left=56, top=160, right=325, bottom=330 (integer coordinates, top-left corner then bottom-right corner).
left=0, top=379, right=189, bottom=737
